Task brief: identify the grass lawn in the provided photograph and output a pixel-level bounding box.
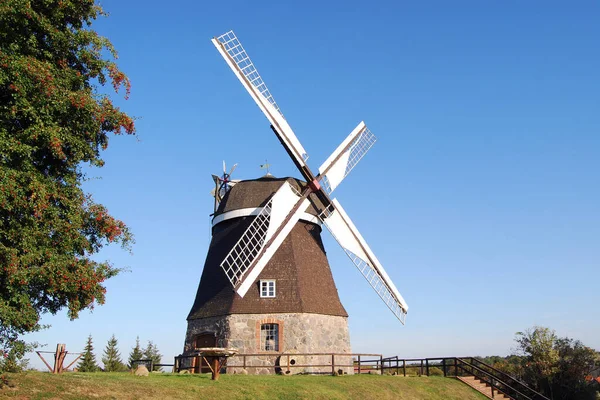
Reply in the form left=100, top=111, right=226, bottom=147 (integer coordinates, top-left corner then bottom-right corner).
left=0, top=371, right=487, bottom=400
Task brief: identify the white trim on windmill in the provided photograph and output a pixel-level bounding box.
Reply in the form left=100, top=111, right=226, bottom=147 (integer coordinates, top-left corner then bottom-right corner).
left=212, top=207, right=321, bottom=227
left=212, top=30, right=409, bottom=324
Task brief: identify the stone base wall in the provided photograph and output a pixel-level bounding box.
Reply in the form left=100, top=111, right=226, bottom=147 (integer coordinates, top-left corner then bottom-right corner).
left=183, top=313, right=353, bottom=375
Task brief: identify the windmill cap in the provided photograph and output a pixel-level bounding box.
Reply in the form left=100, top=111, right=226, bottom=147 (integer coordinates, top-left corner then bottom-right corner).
left=213, top=176, right=324, bottom=219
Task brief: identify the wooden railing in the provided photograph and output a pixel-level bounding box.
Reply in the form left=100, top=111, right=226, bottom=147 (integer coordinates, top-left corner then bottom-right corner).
left=173, top=352, right=382, bottom=375
left=377, top=356, right=549, bottom=400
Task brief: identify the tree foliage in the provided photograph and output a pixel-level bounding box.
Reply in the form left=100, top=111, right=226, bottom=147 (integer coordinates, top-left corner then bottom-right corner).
left=143, top=341, right=161, bottom=372
left=513, top=326, right=599, bottom=400
left=77, top=334, right=98, bottom=372
left=0, top=339, right=33, bottom=373
left=101, top=334, right=125, bottom=372
left=515, top=326, right=559, bottom=394
left=553, top=337, right=598, bottom=400
left=127, top=336, right=143, bottom=370
left=0, top=0, right=135, bottom=354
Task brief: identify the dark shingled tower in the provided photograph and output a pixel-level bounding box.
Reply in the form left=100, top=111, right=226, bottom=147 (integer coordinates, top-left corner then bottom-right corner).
left=183, top=176, right=352, bottom=374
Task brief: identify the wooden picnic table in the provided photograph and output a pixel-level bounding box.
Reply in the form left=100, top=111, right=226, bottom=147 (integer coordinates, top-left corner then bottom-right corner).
left=196, top=347, right=238, bottom=380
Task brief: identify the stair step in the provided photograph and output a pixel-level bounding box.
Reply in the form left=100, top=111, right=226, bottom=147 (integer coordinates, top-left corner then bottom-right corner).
left=457, top=376, right=511, bottom=399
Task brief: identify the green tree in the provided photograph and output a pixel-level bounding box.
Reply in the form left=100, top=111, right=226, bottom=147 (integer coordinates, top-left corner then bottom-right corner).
left=127, top=336, right=144, bottom=369
left=0, top=0, right=135, bottom=357
left=553, top=337, right=598, bottom=400
left=514, top=326, right=600, bottom=400
left=143, top=341, right=162, bottom=372
left=77, top=335, right=98, bottom=372
left=515, top=326, right=559, bottom=396
left=0, top=340, right=33, bottom=373
left=101, top=334, right=125, bottom=372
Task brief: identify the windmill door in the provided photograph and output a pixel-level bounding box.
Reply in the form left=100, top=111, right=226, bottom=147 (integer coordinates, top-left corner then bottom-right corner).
left=194, top=334, right=216, bottom=373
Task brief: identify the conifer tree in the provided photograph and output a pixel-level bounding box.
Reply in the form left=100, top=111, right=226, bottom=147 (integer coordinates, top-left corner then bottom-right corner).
left=77, top=335, right=98, bottom=372
left=143, top=341, right=162, bottom=371
left=101, top=334, right=125, bottom=372
left=127, top=336, right=144, bottom=369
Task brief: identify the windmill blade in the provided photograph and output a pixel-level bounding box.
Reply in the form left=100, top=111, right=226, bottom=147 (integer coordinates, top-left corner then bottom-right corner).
left=223, top=160, right=227, bottom=175
left=220, top=181, right=310, bottom=297
left=212, top=31, right=310, bottom=167
left=320, top=199, right=408, bottom=323
left=229, top=163, right=238, bottom=176
left=318, top=122, right=376, bottom=194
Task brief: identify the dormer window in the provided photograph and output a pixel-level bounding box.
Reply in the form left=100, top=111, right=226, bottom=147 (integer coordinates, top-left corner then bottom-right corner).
left=260, top=279, right=276, bottom=298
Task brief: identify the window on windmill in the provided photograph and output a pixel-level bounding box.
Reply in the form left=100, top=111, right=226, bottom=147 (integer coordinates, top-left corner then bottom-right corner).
left=259, top=279, right=276, bottom=298
left=260, top=323, right=279, bottom=351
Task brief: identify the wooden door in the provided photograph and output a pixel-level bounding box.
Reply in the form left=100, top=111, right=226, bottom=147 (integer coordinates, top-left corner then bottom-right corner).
left=195, top=334, right=216, bottom=349
left=194, top=334, right=216, bottom=373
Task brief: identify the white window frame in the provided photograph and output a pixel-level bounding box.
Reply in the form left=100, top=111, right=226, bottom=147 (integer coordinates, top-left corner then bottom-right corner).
left=259, top=279, right=276, bottom=298
left=260, top=323, right=279, bottom=351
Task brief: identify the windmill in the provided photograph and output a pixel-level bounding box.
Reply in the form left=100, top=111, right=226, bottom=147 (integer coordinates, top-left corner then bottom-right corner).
left=183, top=31, right=408, bottom=375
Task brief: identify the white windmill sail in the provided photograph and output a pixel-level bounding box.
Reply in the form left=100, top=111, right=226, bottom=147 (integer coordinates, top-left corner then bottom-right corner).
left=212, top=31, right=309, bottom=167
left=220, top=181, right=310, bottom=297
left=320, top=199, right=408, bottom=323
left=318, top=121, right=377, bottom=194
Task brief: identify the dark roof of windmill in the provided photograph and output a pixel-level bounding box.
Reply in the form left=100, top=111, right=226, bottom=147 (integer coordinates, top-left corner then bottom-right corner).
left=214, top=176, right=326, bottom=219
left=188, top=177, right=347, bottom=319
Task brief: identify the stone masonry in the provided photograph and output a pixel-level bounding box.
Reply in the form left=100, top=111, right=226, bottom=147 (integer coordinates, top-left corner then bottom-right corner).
left=184, top=313, right=353, bottom=375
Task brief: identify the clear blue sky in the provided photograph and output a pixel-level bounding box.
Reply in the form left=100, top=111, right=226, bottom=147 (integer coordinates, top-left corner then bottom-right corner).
left=26, top=0, right=599, bottom=368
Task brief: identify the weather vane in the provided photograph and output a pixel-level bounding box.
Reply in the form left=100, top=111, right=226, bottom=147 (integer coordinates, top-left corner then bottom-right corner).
left=259, top=160, right=271, bottom=174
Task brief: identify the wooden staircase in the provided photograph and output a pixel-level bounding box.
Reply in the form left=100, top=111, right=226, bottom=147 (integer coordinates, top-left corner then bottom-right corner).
left=377, top=356, right=549, bottom=400
left=457, top=376, right=511, bottom=399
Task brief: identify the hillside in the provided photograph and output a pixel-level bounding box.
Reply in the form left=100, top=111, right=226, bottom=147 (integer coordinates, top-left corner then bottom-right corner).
left=0, top=371, right=486, bottom=400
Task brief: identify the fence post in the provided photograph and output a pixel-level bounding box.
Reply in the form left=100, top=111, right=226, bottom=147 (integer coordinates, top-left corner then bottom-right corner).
left=442, top=358, right=446, bottom=377
left=396, top=357, right=399, bottom=376
left=331, top=354, right=335, bottom=375
left=491, top=377, right=495, bottom=398
left=420, top=359, right=423, bottom=376
left=403, top=359, right=406, bottom=377
left=454, top=358, right=458, bottom=376
left=426, top=359, right=429, bottom=376
left=358, top=355, right=361, bottom=374
left=380, top=355, right=384, bottom=375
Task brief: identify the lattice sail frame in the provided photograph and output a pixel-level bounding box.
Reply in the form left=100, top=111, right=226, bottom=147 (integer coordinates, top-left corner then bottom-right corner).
left=213, top=31, right=309, bottom=165
left=216, top=31, right=283, bottom=116
left=220, top=201, right=271, bottom=288
left=319, top=122, right=377, bottom=194
left=319, top=201, right=408, bottom=324
left=341, top=249, right=407, bottom=324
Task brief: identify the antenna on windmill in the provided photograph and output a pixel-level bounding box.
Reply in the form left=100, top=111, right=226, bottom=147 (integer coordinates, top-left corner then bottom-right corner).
left=210, top=161, right=240, bottom=213
left=212, top=30, right=409, bottom=324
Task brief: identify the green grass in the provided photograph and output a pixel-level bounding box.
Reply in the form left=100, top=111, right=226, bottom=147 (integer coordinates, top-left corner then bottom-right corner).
left=0, top=371, right=488, bottom=400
